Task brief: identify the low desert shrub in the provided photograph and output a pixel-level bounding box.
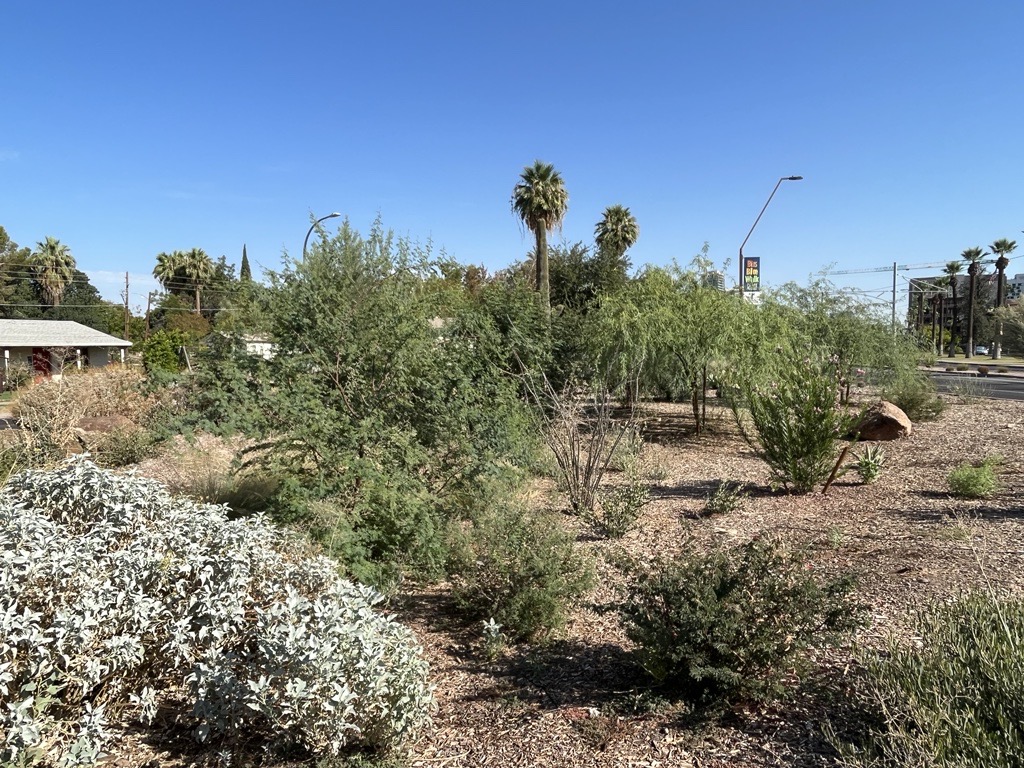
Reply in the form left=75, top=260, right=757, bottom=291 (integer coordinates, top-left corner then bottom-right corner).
left=701, top=481, right=747, bottom=516
left=620, top=536, right=863, bottom=704
left=449, top=504, right=593, bottom=641
left=997, top=366, right=1009, bottom=373
left=976, top=365, right=990, bottom=377
left=735, top=356, right=856, bottom=493
left=947, top=458, right=999, bottom=498
left=880, top=372, right=945, bottom=422
left=526, top=374, right=639, bottom=515
left=93, top=425, right=158, bottom=467
left=590, top=446, right=650, bottom=538
left=833, top=592, right=1024, bottom=767
left=956, top=363, right=969, bottom=371
left=0, top=459, right=432, bottom=766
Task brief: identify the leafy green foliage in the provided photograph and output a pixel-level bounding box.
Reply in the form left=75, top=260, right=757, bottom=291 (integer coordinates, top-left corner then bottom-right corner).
left=189, top=220, right=535, bottom=583
left=835, top=592, right=1024, bottom=767
left=880, top=371, right=945, bottom=422
left=947, top=457, right=999, bottom=498
left=0, top=459, right=433, bottom=765
left=735, top=355, right=856, bottom=493
left=140, top=328, right=187, bottom=372
left=590, top=442, right=650, bottom=538
left=449, top=504, right=593, bottom=641
left=620, top=536, right=863, bottom=704
left=701, top=481, right=747, bottom=516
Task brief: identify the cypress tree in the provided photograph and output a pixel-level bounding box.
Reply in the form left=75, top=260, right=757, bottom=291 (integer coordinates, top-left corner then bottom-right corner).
left=240, top=244, right=252, bottom=282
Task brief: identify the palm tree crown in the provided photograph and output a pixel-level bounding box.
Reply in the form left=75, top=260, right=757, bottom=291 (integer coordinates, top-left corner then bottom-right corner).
left=153, top=248, right=215, bottom=313
left=511, top=161, right=569, bottom=316
left=33, top=236, right=76, bottom=307
left=595, top=205, right=639, bottom=260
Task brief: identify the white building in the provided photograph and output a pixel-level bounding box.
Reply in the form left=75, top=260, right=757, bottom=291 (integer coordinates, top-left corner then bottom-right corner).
left=0, top=319, right=132, bottom=380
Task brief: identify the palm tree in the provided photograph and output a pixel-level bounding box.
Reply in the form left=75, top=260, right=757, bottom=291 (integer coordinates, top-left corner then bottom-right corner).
left=32, top=237, right=76, bottom=307
left=943, top=261, right=963, bottom=354
left=511, top=161, right=569, bottom=317
left=595, top=205, right=639, bottom=261
left=961, top=246, right=987, bottom=358
left=180, top=248, right=215, bottom=314
left=153, top=250, right=184, bottom=293
left=990, top=238, right=1017, bottom=359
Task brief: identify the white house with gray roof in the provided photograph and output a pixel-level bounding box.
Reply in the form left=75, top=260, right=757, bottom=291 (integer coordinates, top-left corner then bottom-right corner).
left=0, top=319, right=132, bottom=379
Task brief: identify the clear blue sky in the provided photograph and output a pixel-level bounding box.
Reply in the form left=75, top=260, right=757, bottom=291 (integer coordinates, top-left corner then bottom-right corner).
left=3, top=2, right=1023, bottom=312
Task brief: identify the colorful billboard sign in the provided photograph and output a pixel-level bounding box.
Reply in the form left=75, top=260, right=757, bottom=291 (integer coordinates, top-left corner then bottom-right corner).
left=743, top=257, right=761, bottom=292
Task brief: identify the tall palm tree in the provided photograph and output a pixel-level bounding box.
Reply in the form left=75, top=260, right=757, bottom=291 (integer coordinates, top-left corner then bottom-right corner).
left=511, top=161, right=569, bottom=317
left=961, top=246, right=987, bottom=358
left=32, top=237, right=76, bottom=307
left=180, top=248, right=215, bottom=314
left=990, top=238, right=1017, bottom=359
left=595, top=205, right=639, bottom=261
left=943, top=261, right=963, bottom=353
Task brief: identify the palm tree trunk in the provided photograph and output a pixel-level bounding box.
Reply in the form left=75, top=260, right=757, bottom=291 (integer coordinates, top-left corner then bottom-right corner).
left=966, top=268, right=977, bottom=359
left=536, top=229, right=550, bottom=319
left=195, top=285, right=202, bottom=315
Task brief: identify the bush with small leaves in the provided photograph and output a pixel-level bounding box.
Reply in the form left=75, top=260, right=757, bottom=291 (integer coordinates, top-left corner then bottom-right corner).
left=832, top=591, right=1024, bottom=767
left=0, top=459, right=432, bottom=766
left=881, top=373, right=945, bottom=422
left=701, top=481, right=747, bottom=516
left=449, top=504, right=593, bottom=641
left=590, top=447, right=650, bottom=538
left=620, top=536, right=863, bottom=704
left=948, top=458, right=998, bottom=499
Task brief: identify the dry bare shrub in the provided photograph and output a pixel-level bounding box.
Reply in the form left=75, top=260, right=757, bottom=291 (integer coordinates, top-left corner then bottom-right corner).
left=12, top=367, right=160, bottom=461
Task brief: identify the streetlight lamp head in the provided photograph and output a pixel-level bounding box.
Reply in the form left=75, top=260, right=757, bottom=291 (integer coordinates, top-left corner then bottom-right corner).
left=787, top=176, right=803, bottom=181
left=327, top=212, right=342, bottom=218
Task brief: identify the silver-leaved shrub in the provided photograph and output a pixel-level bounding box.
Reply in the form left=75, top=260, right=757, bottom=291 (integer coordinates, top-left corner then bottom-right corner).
left=0, top=459, right=432, bottom=766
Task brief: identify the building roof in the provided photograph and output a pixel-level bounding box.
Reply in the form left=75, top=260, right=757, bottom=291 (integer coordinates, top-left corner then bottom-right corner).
left=0, top=319, right=132, bottom=348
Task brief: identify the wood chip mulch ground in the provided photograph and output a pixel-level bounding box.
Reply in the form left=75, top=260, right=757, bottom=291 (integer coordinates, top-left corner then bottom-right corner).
left=395, top=394, right=1024, bottom=768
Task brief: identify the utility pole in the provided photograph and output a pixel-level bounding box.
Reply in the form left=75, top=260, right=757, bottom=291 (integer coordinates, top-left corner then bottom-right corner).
left=145, top=292, right=154, bottom=340
left=891, top=262, right=897, bottom=335
left=123, top=272, right=130, bottom=341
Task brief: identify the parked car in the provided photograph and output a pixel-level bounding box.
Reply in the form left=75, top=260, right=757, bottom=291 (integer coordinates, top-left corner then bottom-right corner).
left=975, top=345, right=989, bottom=355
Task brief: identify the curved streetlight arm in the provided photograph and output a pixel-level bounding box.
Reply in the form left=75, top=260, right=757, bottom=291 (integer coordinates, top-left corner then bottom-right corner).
left=738, top=176, right=802, bottom=291
left=303, top=212, right=342, bottom=258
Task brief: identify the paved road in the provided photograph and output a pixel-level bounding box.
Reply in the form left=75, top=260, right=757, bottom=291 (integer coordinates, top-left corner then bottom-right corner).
left=929, top=372, right=1024, bottom=401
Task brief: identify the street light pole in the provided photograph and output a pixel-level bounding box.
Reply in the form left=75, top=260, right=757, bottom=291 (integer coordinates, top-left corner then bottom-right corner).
left=303, top=212, right=342, bottom=258
left=738, top=176, right=802, bottom=294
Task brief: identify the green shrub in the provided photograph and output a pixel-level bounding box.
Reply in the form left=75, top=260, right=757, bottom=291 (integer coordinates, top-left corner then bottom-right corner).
left=620, top=536, right=863, bottom=704
left=590, top=447, right=650, bottom=538
left=735, top=356, right=856, bottom=493
left=997, top=366, right=1009, bottom=373
left=449, top=504, right=593, bottom=641
left=0, top=459, right=432, bottom=765
left=140, top=329, right=188, bottom=373
left=833, top=592, right=1024, bottom=767
left=947, top=459, right=998, bottom=499
left=852, top=445, right=886, bottom=484
left=881, top=373, right=945, bottom=422
left=93, top=426, right=157, bottom=467
left=701, top=481, right=747, bottom=516
left=956, top=363, right=969, bottom=371
left=977, top=365, right=990, bottom=377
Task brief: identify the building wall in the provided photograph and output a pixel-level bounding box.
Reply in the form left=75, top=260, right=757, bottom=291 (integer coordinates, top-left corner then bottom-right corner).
left=2, top=346, right=119, bottom=376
